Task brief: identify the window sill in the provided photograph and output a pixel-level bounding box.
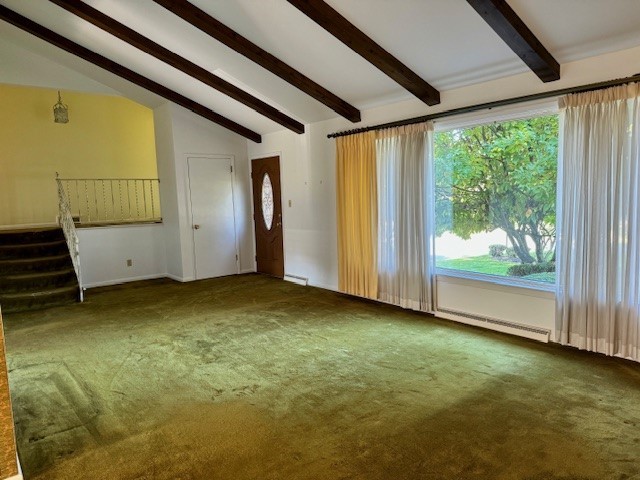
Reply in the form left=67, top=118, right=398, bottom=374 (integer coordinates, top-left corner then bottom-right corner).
left=435, top=267, right=555, bottom=295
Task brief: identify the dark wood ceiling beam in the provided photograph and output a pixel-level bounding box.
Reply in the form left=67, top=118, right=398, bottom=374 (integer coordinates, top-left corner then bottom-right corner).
left=48, top=0, right=303, bottom=134
left=152, top=0, right=361, bottom=123
left=285, top=0, right=440, bottom=106
left=466, top=0, right=560, bottom=82
left=0, top=5, right=261, bottom=143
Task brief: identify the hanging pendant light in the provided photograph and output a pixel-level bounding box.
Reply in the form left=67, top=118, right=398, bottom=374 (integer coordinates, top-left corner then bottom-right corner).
left=53, top=91, right=69, bottom=124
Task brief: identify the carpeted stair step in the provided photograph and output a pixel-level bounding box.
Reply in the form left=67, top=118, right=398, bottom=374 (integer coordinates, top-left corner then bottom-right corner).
left=0, top=254, right=72, bottom=275
left=0, top=268, right=77, bottom=293
left=0, top=239, right=68, bottom=259
left=0, top=228, right=64, bottom=245
left=0, top=285, right=79, bottom=313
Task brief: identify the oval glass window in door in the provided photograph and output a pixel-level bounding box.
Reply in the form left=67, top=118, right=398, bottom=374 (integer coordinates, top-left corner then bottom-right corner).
left=261, top=173, right=274, bottom=230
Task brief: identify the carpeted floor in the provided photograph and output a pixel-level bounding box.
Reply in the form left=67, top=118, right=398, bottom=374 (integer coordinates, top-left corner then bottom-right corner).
left=2, top=274, right=640, bottom=480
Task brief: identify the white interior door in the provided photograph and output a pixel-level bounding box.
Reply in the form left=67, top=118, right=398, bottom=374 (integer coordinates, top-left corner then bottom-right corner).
left=187, top=156, right=238, bottom=279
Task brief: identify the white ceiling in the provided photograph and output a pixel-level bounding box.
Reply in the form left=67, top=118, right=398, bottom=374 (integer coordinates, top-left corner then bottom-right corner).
left=2, top=0, right=640, bottom=135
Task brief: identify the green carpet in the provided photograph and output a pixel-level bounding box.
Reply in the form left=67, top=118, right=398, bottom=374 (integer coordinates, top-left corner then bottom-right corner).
left=2, top=274, right=640, bottom=480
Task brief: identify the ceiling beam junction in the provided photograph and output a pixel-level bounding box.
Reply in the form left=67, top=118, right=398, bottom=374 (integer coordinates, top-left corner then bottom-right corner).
left=466, top=0, right=560, bottom=82
left=48, top=0, right=305, bottom=134
left=0, top=5, right=261, bottom=143
left=153, top=0, right=362, bottom=123
left=285, top=0, right=440, bottom=106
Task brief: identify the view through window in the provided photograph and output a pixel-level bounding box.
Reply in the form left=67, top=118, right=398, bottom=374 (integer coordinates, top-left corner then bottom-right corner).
left=434, top=114, right=559, bottom=284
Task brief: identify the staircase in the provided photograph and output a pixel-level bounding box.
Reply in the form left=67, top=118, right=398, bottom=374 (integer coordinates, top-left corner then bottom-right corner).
left=0, top=228, right=79, bottom=313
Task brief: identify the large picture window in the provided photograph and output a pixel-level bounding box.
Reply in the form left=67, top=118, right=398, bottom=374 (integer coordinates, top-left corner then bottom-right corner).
left=434, top=114, right=559, bottom=285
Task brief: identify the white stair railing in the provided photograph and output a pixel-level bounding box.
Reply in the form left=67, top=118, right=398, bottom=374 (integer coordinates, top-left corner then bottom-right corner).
left=57, top=177, right=161, bottom=225
left=56, top=174, right=83, bottom=302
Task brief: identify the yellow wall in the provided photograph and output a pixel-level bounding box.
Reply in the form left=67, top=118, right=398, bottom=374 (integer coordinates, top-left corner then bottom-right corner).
left=0, top=84, right=158, bottom=226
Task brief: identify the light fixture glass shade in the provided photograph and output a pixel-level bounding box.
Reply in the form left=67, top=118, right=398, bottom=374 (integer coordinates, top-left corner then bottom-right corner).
left=53, top=91, right=69, bottom=124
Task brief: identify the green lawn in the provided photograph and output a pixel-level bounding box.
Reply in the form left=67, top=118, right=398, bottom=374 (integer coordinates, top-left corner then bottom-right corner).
left=437, top=255, right=556, bottom=284
left=436, top=255, right=517, bottom=276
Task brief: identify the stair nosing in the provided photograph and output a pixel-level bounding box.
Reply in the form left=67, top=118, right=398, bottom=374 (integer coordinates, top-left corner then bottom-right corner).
left=0, top=239, right=67, bottom=249
left=0, top=253, right=70, bottom=264
left=0, top=285, right=78, bottom=300
left=0, top=268, right=75, bottom=281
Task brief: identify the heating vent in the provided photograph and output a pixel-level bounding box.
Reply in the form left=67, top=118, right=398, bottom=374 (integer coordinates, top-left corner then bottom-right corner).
left=436, top=308, right=551, bottom=342
left=284, top=274, right=308, bottom=286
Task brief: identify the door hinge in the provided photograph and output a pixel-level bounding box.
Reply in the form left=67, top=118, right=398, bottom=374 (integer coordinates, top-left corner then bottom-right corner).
left=235, top=254, right=238, bottom=261
left=255, top=255, right=257, bottom=261
left=230, top=165, right=233, bottom=173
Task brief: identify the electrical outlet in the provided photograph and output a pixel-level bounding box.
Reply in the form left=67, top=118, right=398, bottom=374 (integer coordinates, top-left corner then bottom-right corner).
left=126, top=259, right=133, bottom=267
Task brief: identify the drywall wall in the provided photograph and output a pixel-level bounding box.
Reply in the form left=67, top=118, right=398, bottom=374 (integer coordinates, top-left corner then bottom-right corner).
left=0, top=84, right=158, bottom=226
left=0, top=38, right=117, bottom=96
left=77, top=223, right=167, bottom=289
left=0, top=311, right=18, bottom=480
left=248, top=44, right=640, bottom=335
left=154, top=102, right=253, bottom=281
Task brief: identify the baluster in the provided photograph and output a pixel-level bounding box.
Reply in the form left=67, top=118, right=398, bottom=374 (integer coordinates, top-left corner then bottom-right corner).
left=150, top=180, right=156, bottom=220
left=85, top=180, right=90, bottom=222
left=143, top=180, right=148, bottom=220
left=102, top=180, right=107, bottom=222
left=135, top=180, right=140, bottom=219
left=110, top=180, right=115, bottom=222
left=119, top=180, right=124, bottom=220
left=93, top=180, right=99, bottom=222
left=127, top=180, right=132, bottom=220
left=75, top=180, right=81, bottom=222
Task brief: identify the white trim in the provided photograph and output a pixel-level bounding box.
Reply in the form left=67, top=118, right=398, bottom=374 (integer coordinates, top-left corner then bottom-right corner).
left=166, top=273, right=195, bottom=282
left=307, top=280, right=338, bottom=292
left=433, top=98, right=559, bottom=131
left=436, top=270, right=555, bottom=297
left=0, top=222, right=57, bottom=231
left=240, top=268, right=256, bottom=274
left=75, top=222, right=163, bottom=231
left=83, top=273, right=167, bottom=289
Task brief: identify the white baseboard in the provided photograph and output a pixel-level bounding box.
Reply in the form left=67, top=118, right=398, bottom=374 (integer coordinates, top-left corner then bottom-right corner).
left=435, top=309, right=550, bottom=343
left=307, top=280, right=339, bottom=292
left=82, top=273, right=167, bottom=289
left=165, top=274, right=196, bottom=283
left=239, top=268, right=256, bottom=274
left=0, top=222, right=57, bottom=231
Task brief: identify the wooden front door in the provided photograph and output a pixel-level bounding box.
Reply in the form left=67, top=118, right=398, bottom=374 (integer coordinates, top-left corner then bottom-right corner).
left=251, top=156, right=284, bottom=277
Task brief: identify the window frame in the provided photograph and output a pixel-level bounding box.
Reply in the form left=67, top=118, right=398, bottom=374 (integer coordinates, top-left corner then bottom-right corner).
left=432, top=98, right=560, bottom=292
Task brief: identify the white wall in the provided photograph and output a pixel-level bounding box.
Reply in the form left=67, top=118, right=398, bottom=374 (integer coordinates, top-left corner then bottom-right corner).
left=154, top=102, right=253, bottom=281
left=77, top=223, right=166, bottom=289
left=247, top=44, right=640, bottom=340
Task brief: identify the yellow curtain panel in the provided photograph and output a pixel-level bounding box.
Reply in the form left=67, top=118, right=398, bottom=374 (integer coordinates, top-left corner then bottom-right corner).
left=336, top=132, right=378, bottom=299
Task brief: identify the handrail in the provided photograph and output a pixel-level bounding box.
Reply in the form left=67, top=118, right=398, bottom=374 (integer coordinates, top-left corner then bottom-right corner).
left=57, top=177, right=161, bottom=225
left=56, top=174, right=83, bottom=301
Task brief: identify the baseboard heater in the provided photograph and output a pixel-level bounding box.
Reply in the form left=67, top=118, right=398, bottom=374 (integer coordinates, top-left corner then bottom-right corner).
left=435, top=308, right=551, bottom=343
left=284, top=274, right=308, bottom=286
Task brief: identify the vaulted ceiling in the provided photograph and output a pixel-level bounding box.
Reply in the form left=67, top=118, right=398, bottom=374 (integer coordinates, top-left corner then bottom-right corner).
left=2, top=0, right=640, bottom=140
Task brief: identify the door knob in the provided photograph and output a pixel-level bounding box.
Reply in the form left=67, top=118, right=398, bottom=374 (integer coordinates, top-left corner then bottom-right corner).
left=193, top=224, right=200, bottom=230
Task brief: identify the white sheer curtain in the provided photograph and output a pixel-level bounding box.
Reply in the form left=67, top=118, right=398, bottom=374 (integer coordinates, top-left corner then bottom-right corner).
left=556, top=83, right=640, bottom=361
left=376, top=123, right=434, bottom=312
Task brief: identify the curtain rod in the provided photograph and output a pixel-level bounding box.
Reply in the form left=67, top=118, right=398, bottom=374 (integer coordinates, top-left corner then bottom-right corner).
left=327, top=73, right=640, bottom=139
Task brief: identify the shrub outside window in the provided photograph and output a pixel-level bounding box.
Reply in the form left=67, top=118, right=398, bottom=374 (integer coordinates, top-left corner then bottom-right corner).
left=434, top=114, right=559, bottom=285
